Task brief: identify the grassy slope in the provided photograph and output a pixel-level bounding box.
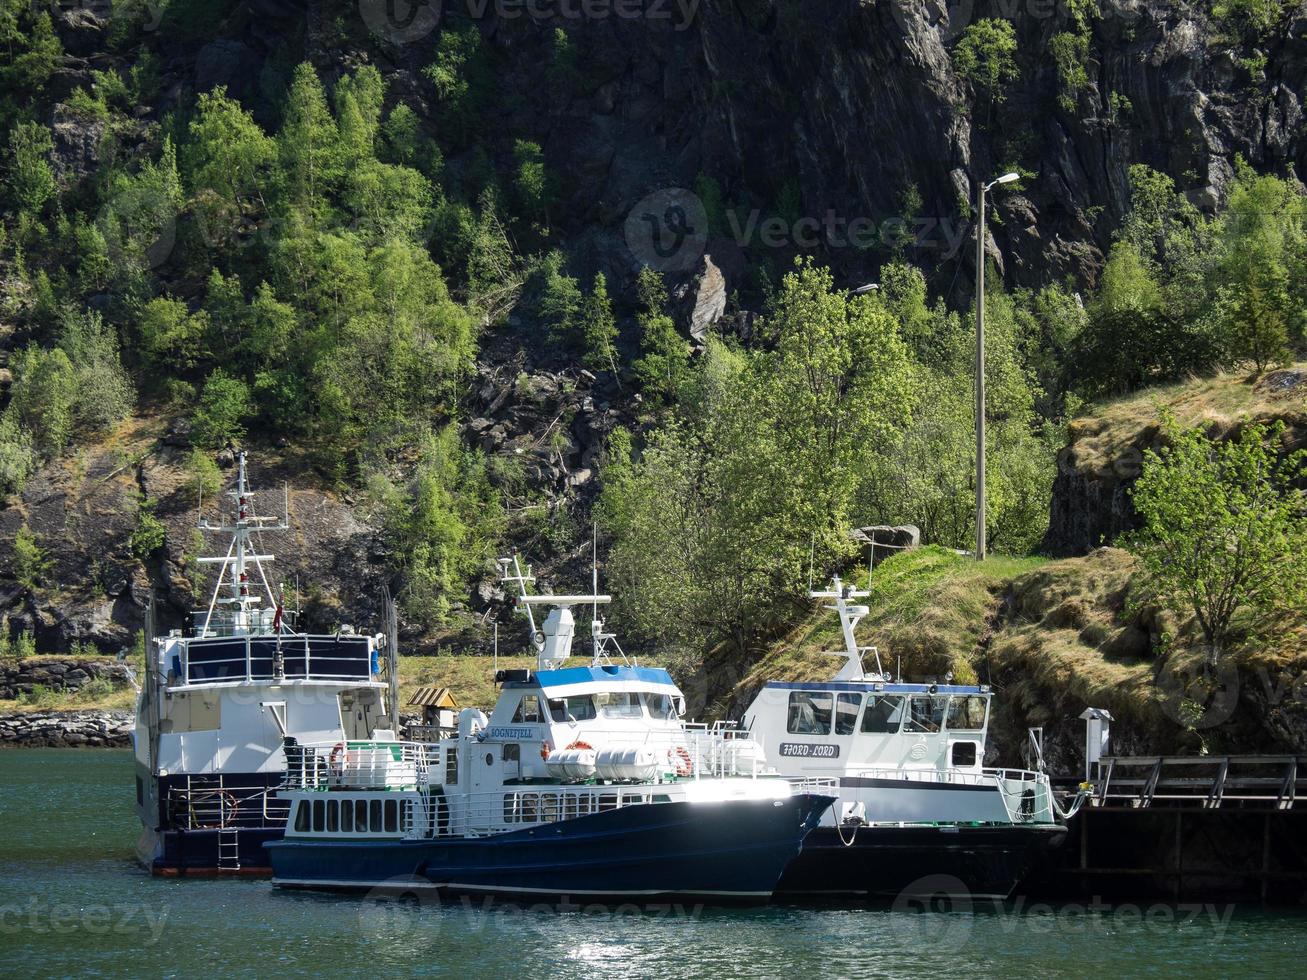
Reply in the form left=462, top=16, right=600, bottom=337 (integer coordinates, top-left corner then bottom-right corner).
left=1066, top=362, right=1307, bottom=474
left=724, top=547, right=1047, bottom=712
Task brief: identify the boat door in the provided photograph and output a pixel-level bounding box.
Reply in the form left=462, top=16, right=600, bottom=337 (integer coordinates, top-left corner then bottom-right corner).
left=338, top=688, right=384, bottom=739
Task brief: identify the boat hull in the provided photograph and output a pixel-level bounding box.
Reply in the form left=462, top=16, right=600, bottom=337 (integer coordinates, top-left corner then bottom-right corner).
left=268, top=794, right=834, bottom=902
left=775, top=822, right=1068, bottom=901
left=138, top=826, right=281, bottom=876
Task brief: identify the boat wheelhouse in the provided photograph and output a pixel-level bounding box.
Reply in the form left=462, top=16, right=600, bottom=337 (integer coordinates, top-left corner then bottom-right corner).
left=267, top=557, right=834, bottom=901
left=741, top=577, right=1080, bottom=899
left=133, top=453, right=396, bottom=875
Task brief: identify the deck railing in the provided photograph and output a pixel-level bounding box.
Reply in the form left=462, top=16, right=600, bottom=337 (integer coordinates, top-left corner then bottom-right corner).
left=166, top=778, right=292, bottom=830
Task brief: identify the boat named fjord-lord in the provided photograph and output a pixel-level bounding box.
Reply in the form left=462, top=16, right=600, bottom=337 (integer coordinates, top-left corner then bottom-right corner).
left=133, top=453, right=396, bottom=875
left=741, top=578, right=1083, bottom=900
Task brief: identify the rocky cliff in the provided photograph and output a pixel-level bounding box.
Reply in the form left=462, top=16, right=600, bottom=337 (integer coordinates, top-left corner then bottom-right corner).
left=5, top=1, right=1307, bottom=654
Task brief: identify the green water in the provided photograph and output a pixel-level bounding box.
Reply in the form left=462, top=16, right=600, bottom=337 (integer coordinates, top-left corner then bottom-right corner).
left=2, top=749, right=1306, bottom=978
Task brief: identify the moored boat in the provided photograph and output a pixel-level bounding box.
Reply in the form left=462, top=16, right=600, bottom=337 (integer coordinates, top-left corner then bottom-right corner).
left=133, top=453, right=397, bottom=876
left=267, top=557, right=834, bottom=901
left=740, top=577, right=1083, bottom=900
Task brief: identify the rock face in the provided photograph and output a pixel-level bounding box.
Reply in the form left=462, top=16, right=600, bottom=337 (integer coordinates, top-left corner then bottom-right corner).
left=1, top=657, right=133, bottom=701
left=0, top=711, right=133, bottom=747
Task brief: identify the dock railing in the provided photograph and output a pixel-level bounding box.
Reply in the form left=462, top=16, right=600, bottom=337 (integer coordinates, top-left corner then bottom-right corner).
left=1092, top=755, right=1307, bottom=810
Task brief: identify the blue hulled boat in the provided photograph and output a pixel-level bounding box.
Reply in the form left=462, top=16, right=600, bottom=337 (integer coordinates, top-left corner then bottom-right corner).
left=267, top=557, right=834, bottom=901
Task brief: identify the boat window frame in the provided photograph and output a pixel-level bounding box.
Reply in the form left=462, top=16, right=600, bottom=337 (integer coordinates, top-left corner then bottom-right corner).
left=512, top=695, right=543, bottom=724
left=834, top=693, right=862, bottom=735
left=860, top=694, right=906, bottom=734
left=370, top=799, right=382, bottom=832
left=786, top=691, right=834, bottom=736
left=312, top=799, right=325, bottom=833
left=945, top=695, right=989, bottom=733
left=904, top=695, right=949, bottom=734
left=384, top=799, right=398, bottom=833
left=294, top=800, right=310, bottom=833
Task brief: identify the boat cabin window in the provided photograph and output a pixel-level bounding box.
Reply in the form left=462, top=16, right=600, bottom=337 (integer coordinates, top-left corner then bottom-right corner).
left=835, top=694, right=862, bottom=735
left=445, top=747, right=459, bottom=785
left=595, top=692, right=642, bottom=719
left=512, top=696, right=543, bottom=723
left=370, top=799, right=383, bottom=831
left=905, top=696, right=949, bottom=734
left=549, top=695, right=597, bottom=722
left=294, top=801, right=310, bottom=832
left=787, top=692, right=833, bottom=735
left=946, top=696, right=988, bottom=732
left=861, top=696, right=905, bottom=734
left=384, top=799, right=398, bottom=833
left=644, top=693, right=678, bottom=721
left=354, top=799, right=368, bottom=830
left=341, top=800, right=354, bottom=832
left=326, top=800, right=339, bottom=832
left=312, top=799, right=325, bottom=832
left=503, top=743, right=521, bottom=763
left=951, top=741, right=979, bottom=767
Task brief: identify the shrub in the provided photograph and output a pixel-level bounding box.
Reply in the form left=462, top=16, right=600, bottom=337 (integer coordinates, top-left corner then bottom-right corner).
left=191, top=370, right=253, bottom=448
left=15, top=524, right=50, bottom=591
left=131, top=498, right=167, bottom=559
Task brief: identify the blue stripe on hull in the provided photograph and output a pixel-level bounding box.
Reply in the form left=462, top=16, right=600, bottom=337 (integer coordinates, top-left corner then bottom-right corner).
left=268, top=795, right=833, bottom=901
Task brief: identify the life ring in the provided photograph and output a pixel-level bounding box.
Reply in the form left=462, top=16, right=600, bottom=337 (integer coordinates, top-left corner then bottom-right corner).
left=193, top=790, right=238, bottom=829
left=669, top=746, right=693, bottom=777
left=329, top=741, right=346, bottom=771
left=566, top=740, right=594, bottom=752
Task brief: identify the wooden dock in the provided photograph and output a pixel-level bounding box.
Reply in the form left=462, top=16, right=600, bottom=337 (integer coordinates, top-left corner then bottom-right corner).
left=1022, top=755, right=1307, bottom=903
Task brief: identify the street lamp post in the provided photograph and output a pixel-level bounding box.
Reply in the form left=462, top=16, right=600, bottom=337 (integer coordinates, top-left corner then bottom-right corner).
left=974, top=172, right=1019, bottom=563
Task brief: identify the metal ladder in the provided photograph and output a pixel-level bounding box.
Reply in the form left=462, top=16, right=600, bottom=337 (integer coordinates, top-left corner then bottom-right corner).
left=217, top=828, right=241, bottom=872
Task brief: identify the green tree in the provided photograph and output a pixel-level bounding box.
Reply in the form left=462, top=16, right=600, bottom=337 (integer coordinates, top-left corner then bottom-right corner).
left=5, top=121, right=55, bottom=215
left=953, top=19, right=1020, bottom=118
left=191, top=370, right=253, bottom=448
left=0, top=415, right=35, bottom=495
left=14, top=523, right=50, bottom=591
left=1129, top=418, right=1307, bottom=664
left=534, top=251, right=582, bottom=350
left=185, top=87, right=275, bottom=244
left=278, top=63, right=341, bottom=221
left=383, top=104, right=421, bottom=166
left=423, top=24, right=491, bottom=146
left=5, top=345, right=76, bottom=457
left=57, top=307, right=135, bottom=433
left=579, top=272, right=619, bottom=376
left=138, top=296, right=211, bottom=373
left=514, top=139, right=549, bottom=222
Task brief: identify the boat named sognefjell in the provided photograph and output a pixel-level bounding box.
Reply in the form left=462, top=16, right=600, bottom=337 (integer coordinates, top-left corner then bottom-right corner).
left=740, top=576, right=1084, bottom=899
left=133, top=453, right=397, bottom=875
left=266, top=556, right=835, bottom=901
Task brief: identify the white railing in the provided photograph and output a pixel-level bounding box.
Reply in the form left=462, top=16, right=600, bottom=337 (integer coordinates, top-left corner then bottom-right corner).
left=167, top=779, right=292, bottom=830
left=836, top=764, right=1056, bottom=824
left=284, top=741, right=436, bottom=790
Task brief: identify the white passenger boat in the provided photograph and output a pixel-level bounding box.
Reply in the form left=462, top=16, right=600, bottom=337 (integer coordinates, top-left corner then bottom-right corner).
left=133, top=453, right=396, bottom=875
left=266, top=557, right=834, bottom=901
left=740, top=578, right=1080, bottom=899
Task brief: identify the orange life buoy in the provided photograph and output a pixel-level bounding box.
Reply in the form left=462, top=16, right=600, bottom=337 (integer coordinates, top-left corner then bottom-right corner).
left=669, top=745, right=693, bottom=777
left=540, top=742, right=553, bottom=761
left=566, top=740, right=594, bottom=752
left=329, top=741, right=346, bottom=771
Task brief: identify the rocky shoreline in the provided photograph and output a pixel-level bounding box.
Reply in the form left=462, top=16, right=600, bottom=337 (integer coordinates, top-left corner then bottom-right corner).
left=0, top=710, right=133, bottom=747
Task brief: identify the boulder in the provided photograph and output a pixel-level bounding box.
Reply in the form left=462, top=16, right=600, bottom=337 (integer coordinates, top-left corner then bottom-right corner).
left=49, top=105, right=106, bottom=185
left=671, top=254, right=728, bottom=344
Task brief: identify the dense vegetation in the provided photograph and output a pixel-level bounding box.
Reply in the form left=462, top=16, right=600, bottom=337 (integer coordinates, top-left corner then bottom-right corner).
left=1, top=2, right=1304, bottom=665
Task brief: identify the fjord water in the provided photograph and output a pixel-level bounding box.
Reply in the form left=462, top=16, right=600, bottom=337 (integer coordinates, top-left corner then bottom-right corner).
left=3, top=750, right=1306, bottom=979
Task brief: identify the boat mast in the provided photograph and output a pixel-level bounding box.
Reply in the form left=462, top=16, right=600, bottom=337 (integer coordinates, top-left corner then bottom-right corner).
left=196, top=452, right=286, bottom=637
